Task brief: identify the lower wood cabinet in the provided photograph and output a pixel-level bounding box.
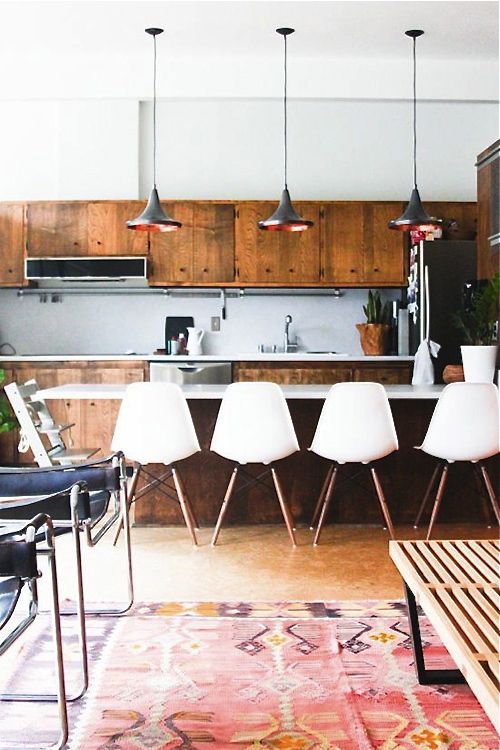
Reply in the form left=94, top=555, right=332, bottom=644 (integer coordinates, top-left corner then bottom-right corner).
left=233, top=361, right=412, bottom=385
left=0, top=362, right=147, bottom=466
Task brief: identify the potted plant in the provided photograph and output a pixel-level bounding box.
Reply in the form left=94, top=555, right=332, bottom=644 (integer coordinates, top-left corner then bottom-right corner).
left=0, top=369, right=16, bottom=434
left=453, top=273, right=499, bottom=382
left=356, top=290, right=391, bottom=356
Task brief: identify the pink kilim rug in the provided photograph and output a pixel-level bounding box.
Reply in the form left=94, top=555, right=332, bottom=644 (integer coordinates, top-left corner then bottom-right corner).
left=0, top=601, right=497, bottom=749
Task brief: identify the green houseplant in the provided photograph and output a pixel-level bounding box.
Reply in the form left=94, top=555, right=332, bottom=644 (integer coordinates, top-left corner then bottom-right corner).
left=356, top=290, right=392, bottom=356
left=454, top=273, right=499, bottom=382
left=0, top=369, right=16, bottom=434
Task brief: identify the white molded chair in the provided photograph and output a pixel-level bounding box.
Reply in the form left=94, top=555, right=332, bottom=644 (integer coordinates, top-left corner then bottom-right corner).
left=210, top=382, right=299, bottom=546
left=4, top=379, right=99, bottom=467
left=111, top=382, right=201, bottom=545
left=413, top=382, right=499, bottom=539
left=309, top=382, right=398, bottom=544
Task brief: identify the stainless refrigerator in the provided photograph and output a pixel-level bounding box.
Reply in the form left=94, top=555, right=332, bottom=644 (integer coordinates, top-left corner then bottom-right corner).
left=407, top=240, right=477, bottom=381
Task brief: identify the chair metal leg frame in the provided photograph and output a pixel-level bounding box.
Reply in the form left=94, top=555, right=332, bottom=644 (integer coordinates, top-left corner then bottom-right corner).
left=211, top=467, right=238, bottom=546
left=478, top=462, right=500, bottom=526
left=309, top=465, right=334, bottom=531
left=171, top=466, right=198, bottom=546
left=426, top=463, right=449, bottom=540
left=404, top=582, right=465, bottom=686
left=0, top=490, right=89, bottom=703
left=82, top=456, right=134, bottom=615
left=112, top=462, right=141, bottom=546
left=0, top=517, right=69, bottom=750
left=413, top=463, right=441, bottom=529
left=369, top=465, right=395, bottom=540
left=313, top=465, right=338, bottom=546
left=270, top=467, right=297, bottom=547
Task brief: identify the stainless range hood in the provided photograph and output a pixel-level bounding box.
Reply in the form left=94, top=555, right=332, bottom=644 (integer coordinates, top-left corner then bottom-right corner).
left=25, top=256, right=147, bottom=281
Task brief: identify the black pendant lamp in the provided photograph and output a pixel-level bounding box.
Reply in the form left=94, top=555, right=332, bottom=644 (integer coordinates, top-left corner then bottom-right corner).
left=389, top=30, right=441, bottom=232
left=127, top=28, right=181, bottom=232
left=258, top=28, right=313, bottom=232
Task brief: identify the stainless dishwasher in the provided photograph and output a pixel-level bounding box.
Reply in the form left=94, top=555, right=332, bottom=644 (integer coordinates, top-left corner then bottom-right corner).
left=149, top=362, right=232, bottom=385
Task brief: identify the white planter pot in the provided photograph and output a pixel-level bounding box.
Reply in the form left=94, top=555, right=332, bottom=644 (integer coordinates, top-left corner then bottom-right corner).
left=461, top=345, right=498, bottom=383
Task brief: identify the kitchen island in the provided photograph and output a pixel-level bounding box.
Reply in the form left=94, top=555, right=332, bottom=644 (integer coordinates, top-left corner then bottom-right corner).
left=31, top=381, right=497, bottom=531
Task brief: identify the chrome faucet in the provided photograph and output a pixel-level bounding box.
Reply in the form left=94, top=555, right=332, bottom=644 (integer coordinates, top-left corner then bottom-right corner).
left=284, top=314, right=293, bottom=352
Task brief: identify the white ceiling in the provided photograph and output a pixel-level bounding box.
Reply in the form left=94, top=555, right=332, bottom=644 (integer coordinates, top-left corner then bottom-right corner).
left=1, top=0, right=497, bottom=59
left=0, top=1, right=497, bottom=100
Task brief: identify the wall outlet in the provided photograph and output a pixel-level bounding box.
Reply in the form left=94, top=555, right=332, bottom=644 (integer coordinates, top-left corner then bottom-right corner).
left=211, top=316, right=221, bottom=332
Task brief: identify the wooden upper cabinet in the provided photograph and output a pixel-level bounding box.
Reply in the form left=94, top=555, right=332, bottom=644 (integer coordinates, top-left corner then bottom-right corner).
left=148, top=202, right=194, bottom=285
left=192, top=203, right=234, bottom=282
left=321, top=201, right=405, bottom=286
left=27, top=202, right=89, bottom=256
left=425, top=201, right=478, bottom=234
left=0, top=203, right=25, bottom=286
left=363, top=202, right=406, bottom=285
left=88, top=202, right=149, bottom=256
left=235, top=202, right=320, bottom=284
left=476, top=141, right=499, bottom=280
left=321, top=203, right=364, bottom=284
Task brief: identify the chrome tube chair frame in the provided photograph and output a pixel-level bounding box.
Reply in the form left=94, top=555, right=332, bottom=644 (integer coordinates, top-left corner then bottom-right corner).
left=0, top=513, right=69, bottom=750
left=0, top=482, right=89, bottom=701
left=0, top=452, right=134, bottom=617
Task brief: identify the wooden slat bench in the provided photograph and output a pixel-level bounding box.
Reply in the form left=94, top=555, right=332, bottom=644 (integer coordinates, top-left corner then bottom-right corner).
left=390, top=539, right=499, bottom=733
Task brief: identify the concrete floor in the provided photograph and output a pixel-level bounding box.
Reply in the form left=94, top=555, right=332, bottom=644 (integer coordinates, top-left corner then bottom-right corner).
left=42, top=522, right=496, bottom=605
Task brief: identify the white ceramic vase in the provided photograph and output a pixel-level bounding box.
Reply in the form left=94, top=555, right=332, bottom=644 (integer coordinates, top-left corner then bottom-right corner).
left=460, top=345, right=498, bottom=383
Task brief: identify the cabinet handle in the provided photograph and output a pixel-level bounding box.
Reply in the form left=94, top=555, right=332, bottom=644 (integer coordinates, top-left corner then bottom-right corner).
left=374, top=267, right=379, bottom=272
left=203, top=267, right=208, bottom=273
left=289, top=268, right=294, bottom=273
left=179, top=267, right=186, bottom=273
left=97, top=241, right=102, bottom=246
left=265, top=268, right=271, bottom=273
left=350, top=268, right=357, bottom=273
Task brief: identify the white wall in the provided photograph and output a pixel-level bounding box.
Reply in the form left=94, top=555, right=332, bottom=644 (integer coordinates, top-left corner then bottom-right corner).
left=0, top=100, right=138, bottom=200
left=140, top=98, right=499, bottom=201
left=0, top=288, right=400, bottom=357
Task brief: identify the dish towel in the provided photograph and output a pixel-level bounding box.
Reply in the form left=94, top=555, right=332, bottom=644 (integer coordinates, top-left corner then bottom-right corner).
left=412, top=339, right=441, bottom=384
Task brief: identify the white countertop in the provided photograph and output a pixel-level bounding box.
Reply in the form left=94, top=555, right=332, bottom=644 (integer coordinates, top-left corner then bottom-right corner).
left=1, top=353, right=414, bottom=363
left=37, top=383, right=443, bottom=400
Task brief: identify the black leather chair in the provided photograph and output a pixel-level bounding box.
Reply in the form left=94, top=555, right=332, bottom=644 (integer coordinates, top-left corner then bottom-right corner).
left=0, top=512, right=69, bottom=750
left=0, top=453, right=134, bottom=618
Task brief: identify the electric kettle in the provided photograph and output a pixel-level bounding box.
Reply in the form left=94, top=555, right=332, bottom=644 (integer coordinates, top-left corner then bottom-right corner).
left=186, top=327, right=205, bottom=355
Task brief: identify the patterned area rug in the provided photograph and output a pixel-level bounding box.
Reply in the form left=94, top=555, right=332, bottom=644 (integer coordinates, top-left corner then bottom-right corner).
left=0, top=601, right=497, bottom=749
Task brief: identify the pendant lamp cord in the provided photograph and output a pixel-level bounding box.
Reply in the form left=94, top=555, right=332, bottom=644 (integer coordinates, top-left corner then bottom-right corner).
left=152, top=32, right=157, bottom=189
left=283, top=32, right=288, bottom=190
left=412, top=34, right=417, bottom=189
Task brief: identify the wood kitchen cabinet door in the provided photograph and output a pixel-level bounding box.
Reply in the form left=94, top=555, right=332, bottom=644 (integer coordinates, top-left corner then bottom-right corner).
left=321, top=202, right=365, bottom=284
left=79, top=366, right=146, bottom=455
left=192, top=203, right=235, bottom=282
left=88, top=202, right=149, bottom=256
left=148, top=202, right=194, bottom=285
left=363, top=202, right=406, bottom=285
left=233, top=362, right=352, bottom=384
left=0, top=203, right=26, bottom=286
left=353, top=365, right=412, bottom=385
left=235, top=202, right=320, bottom=284
left=27, top=202, right=89, bottom=256
left=425, top=202, right=477, bottom=233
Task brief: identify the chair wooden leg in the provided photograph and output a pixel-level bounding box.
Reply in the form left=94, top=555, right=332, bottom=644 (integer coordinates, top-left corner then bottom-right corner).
left=310, top=464, right=334, bottom=530
left=479, top=463, right=500, bottom=525
left=113, top=463, right=141, bottom=546
left=171, top=466, right=198, bottom=546
left=414, top=464, right=440, bottom=529
left=313, top=465, right=338, bottom=546
left=211, top=467, right=238, bottom=546
left=271, top=467, right=297, bottom=547
left=472, top=463, right=494, bottom=527
left=370, top=466, right=395, bottom=540
left=426, top=464, right=449, bottom=540
left=171, top=464, right=200, bottom=530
